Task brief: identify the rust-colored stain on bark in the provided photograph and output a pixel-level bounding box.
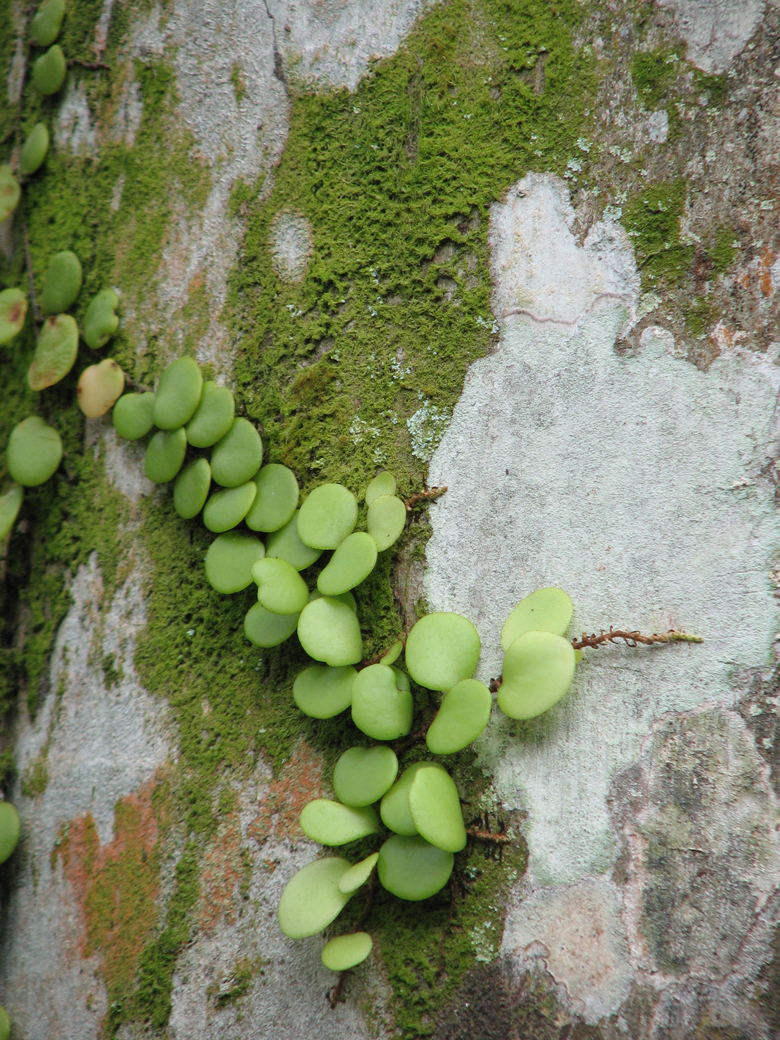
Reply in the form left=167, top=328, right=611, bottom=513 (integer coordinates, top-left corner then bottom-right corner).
left=735, top=246, right=776, bottom=298
left=248, top=740, right=323, bottom=844
left=199, top=812, right=245, bottom=933
left=52, top=775, right=167, bottom=1003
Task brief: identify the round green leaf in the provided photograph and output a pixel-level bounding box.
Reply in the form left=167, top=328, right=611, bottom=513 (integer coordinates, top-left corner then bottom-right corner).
left=152, top=357, right=202, bottom=430
left=144, top=427, right=187, bottom=484
left=292, top=664, right=355, bottom=719
left=0, top=485, right=23, bottom=540
left=7, top=416, right=62, bottom=486
left=173, top=458, right=211, bottom=520
left=20, top=121, right=49, bottom=175
left=297, top=483, right=357, bottom=549
left=31, top=0, right=65, bottom=45
left=205, top=531, right=264, bottom=594
left=300, top=800, right=380, bottom=846
left=393, top=666, right=410, bottom=693
left=405, top=612, right=481, bottom=691
left=379, top=761, right=445, bottom=836
left=367, top=494, right=406, bottom=552
left=0, top=288, right=27, bottom=344
left=408, top=766, right=466, bottom=852
left=77, top=358, right=125, bottom=418
left=498, top=630, right=576, bottom=720
left=265, top=510, right=322, bottom=570
left=377, top=834, right=454, bottom=901
left=245, top=463, right=299, bottom=532
left=0, top=166, right=20, bottom=223
left=185, top=380, right=235, bottom=447
left=244, top=603, right=298, bottom=647
left=337, top=853, right=379, bottom=894
left=317, top=532, right=377, bottom=596
left=32, top=44, right=66, bottom=93
left=380, top=640, right=403, bottom=666
left=0, top=1006, right=9, bottom=1040
left=277, top=857, right=352, bottom=939
left=252, top=556, right=309, bottom=615
left=365, top=471, right=396, bottom=506
left=0, top=802, right=21, bottom=864
left=322, top=932, right=372, bottom=971
left=40, top=250, right=82, bottom=315
left=500, top=587, right=574, bottom=652
left=309, top=588, right=357, bottom=611
left=83, top=288, right=119, bottom=350
left=351, top=664, right=413, bottom=741
left=112, top=392, right=155, bottom=440
left=28, top=314, right=78, bottom=390
left=210, top=417, right=263, bottom=488
left=333, top=745, right=398, bottom=807
left=425, top=679, right=492, bottom=755
left=203, top=481, right=257, bottom=533
left=297, top=596, right=362, bottom=666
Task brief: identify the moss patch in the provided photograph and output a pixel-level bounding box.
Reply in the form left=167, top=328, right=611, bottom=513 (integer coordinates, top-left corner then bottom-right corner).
left=708, top=226, right=738, bottom=276
left=629, top=48, right=681, bottom=110
left=109, top=839, right=200, bottom=1031
left=622, top=179, right=693, bottom=288
left=20, top=749, right=49, bottom=797
left=366, top=830, right=527, bottom=1038
left=230, top=0, right=594, bottom=496
left=53, top=776, right=167, bottom=1020
left=1, top=11, right=212, bottom=718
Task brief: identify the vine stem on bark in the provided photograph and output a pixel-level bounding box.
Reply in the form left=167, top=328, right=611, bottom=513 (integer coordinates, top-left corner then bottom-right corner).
left=328, top=873, right=376, bottom=1009
left=570, top=627, right=702, bottom=650
left=405, top=486, right=447, bottom=511
left=489, top=628, right=702, bottom=692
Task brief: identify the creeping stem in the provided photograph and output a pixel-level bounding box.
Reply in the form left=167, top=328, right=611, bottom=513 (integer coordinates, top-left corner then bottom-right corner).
left=328, top=872, right=376, bottom=1010
left=405, top=485, right=447, bottom=511
left=570, top=627, right=703, bottom=650
left=489, top=628, right=702, bottom=692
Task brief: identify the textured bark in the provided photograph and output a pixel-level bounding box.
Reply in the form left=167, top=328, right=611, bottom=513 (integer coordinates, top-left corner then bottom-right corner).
left=1, top=1, right=780, bottom=1038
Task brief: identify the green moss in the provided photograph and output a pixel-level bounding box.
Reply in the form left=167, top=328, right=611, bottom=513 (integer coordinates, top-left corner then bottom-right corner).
left=230, top=0, right=592, bottom=494
left=693, top=69, right=729, bottom=108
left=709, top=226, right=737, bottom=276
left=56, top=0, right=106, bottom=62
left=209, top=955, right=265, bottom=1007
left=0, top=0, right=17, bottom=145
left=101, top=652, right=124, bottom=688
left=629, top=48, right=681, bottom=109
left=83, top=804, right=160, bottom=1003
left=1, top=26, right=211, bottom=717
left=109, top=841, right=199, bottom=1031
left=344, top=824, right=527, bottom=1038
left=21, top=750, right=49, bottom=797
left=622, top=179, right=693, bottom=287
left=682, top=295, right=714, bottom=338
left=230, top=61, right=247, bottom=105
left=0, top=747, right=16, bottom=794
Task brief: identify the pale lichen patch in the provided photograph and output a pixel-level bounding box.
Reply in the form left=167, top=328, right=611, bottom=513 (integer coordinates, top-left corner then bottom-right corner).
left=426, top=176, right=780, bottom=887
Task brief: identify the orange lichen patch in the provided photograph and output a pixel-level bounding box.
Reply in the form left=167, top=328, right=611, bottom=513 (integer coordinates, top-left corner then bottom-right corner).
left=710, top=321, right=747, bottom=352
left=248, top=740, right=324, bottom=844
left=735, top=247, right=777, bottom=298
left=759, top=247, right=776, bottom=297
left=199, top=812, right=246, bottom=933
left=53, top=776, right=168, bottom=1004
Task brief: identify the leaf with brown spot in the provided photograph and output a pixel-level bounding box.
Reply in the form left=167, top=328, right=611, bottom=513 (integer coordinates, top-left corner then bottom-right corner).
left=28, top=314, right=79, bottom=390
left=0, top=288, right=28, bottom=345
